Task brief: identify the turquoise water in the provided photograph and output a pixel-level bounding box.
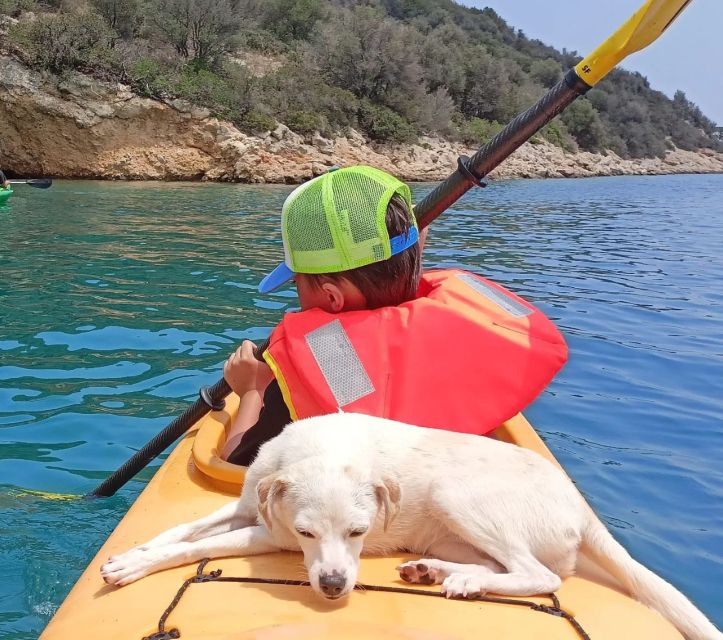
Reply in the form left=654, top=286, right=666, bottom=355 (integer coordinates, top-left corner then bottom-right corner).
left=1, top=175, right=721, bottom=636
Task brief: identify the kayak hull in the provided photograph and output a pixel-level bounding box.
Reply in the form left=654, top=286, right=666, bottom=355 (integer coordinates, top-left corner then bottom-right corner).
left=40, top=398, right=683, bottom=639
left=0, top=188, right=13, bottom=203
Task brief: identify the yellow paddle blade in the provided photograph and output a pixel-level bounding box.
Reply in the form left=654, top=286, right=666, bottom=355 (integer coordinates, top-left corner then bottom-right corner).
left=8, top=488, right=84, bottom=502
left=575, top=0, right=691, bottom=86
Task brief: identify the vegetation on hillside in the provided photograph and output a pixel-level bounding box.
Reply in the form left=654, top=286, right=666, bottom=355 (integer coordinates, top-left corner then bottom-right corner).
left=2, top=0, right=719, bottom=156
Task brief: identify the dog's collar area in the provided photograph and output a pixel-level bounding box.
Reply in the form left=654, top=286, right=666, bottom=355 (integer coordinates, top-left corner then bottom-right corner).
left=140, top=559, right=592, bottom=640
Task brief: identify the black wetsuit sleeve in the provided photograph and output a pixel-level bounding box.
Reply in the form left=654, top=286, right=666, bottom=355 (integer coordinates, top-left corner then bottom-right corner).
left=0, top=170, right=6, bottom=184
left=226, top=380, right=291, bottom=467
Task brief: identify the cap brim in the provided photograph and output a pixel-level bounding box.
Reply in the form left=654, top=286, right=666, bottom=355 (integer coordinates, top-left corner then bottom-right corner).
left=258, top=262, right=295, bottom=293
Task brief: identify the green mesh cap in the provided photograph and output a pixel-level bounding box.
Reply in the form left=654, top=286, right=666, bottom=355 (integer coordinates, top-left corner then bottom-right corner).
left=258, top=166, right=417, bottom=293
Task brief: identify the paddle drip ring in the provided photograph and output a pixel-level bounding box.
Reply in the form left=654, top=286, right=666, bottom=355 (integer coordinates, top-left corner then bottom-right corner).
left=199, top=386, right=225, bottom=412
left=457, top=155, right=487, bottom=188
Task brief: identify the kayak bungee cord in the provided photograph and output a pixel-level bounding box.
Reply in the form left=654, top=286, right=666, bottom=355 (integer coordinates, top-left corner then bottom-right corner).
left=140, top=559, right=591, bottom=640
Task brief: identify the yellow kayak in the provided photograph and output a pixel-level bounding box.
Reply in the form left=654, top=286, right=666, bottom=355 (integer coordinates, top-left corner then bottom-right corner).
left=41, top=395, right=683, bottom=639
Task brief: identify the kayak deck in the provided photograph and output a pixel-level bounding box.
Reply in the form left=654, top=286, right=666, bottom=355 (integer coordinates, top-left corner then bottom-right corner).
left=41, top=397, right=683, bottom=639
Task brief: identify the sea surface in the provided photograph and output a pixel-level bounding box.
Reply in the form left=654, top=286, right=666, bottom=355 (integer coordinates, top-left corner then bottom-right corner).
left=0, top=175, right=721, bottom=637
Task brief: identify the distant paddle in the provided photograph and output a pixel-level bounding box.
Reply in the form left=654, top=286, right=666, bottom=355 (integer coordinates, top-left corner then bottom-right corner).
left=87, top=0, right=692, bottom=499
left=9, top=178, right=53, bottom=189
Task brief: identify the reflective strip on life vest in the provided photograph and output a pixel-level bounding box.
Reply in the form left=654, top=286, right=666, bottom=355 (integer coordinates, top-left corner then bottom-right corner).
left=305, top=318, right=375, bottom=408
left=456, top=273, right=533, bottom=318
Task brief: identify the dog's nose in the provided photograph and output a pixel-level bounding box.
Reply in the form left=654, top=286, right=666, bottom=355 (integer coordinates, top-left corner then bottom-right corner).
left=318, top=570, right=347, bottom=597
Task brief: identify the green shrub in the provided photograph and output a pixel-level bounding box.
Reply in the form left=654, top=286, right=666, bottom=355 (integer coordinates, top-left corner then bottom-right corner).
left=256, top=64, right=359, bottom=137
left=10, top=11, right=114, bottom=73
left=173, top=65, right=254, bottom=125
left=127, top=57, right=174, bottom=98
left=0, top=0, right=37, bottom=17
left=175, top=68, right=230, bottom=106
left=541, top=120, right=577, bottom=152
left=285, top=110, right=321, bottom=134
left=456, top=117, right=504, bottom=145
left=238, top=109, right=276, bottom=133
left=358, top=101, right=416, bottom=144
left=237, top=28, right=289, bottom=55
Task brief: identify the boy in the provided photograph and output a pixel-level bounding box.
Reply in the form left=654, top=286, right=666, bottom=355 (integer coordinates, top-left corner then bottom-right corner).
left=222, top=166, right=421, bottom=463
left=222, top=165, right=567, bottom=465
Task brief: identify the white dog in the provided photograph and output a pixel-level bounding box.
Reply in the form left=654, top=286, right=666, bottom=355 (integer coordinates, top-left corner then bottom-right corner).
left=101, top=413, right=721, bottom=640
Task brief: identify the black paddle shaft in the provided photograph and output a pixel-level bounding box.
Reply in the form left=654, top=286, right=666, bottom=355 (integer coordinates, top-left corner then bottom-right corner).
left=87, top=69, right=590, bottom=498
left=414, top=69, right=590, bottom=228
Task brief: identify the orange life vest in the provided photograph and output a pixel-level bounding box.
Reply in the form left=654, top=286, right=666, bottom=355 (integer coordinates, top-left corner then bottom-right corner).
left=263, top=269, right=567, bottom=435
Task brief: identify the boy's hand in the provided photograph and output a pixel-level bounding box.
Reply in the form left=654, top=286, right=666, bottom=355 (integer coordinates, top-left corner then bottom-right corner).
left=223, top=340, right=274, bottom=397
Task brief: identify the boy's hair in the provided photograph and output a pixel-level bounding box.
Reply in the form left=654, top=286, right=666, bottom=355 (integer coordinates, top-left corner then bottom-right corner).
left=304, top=194, right=421, bottom=308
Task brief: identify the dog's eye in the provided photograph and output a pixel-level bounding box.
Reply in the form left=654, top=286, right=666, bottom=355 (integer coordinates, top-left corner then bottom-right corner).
left=296, top=529, right=315, bottom=538
left=348, top=529, right=367, bottom=538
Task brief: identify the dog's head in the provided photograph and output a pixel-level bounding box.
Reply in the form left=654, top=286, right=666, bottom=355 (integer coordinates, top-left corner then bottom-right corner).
left=256, top=461, right=401, bottom=600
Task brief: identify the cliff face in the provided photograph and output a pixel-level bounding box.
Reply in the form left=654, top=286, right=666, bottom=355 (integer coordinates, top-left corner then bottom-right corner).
left=1, top=56, right=722, bottom=183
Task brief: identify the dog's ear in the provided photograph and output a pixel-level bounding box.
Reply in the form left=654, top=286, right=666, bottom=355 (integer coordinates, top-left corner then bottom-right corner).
left=256, top=473, right=288, bottom=531
left=374, top=476, right=401, bottom=532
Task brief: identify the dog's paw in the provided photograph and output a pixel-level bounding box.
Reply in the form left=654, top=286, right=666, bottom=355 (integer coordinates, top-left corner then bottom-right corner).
left=441, top=573, right=487, bottom=599
left=396, top=560, right=444, bottom=585
left=100, top=548, right=164, bottom=587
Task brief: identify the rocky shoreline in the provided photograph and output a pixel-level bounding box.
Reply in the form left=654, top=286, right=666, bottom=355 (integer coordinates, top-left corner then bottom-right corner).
left=2, top=55, right=722, bottom=183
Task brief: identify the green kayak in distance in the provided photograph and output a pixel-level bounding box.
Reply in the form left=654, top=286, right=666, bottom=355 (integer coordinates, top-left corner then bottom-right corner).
left=0, top=188, right=13, bottom=203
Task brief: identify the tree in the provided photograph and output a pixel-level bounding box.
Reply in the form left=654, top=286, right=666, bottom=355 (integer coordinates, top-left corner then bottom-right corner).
left=459, top=45, right=510, bottom=120
left=310, top=5, right=452, bottom=133
left=561, top=98, right=606, bottom=152
left=419, top=22, right=468, bottom=101
left=92, top=0, right=143, bottom=41
left=672, top=90, right=717, bottom=135
left=262, top=0, right=324, bottom=41
left=148, top=0, right=239, bottom=65
left=529, top=58, right=562, bottom=88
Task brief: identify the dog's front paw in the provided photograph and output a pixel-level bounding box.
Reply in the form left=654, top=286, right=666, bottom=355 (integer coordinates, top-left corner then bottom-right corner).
left=397, top=560, right=444, bottom=585
left=441, top=573, right=487, bottom=599
left=100, top=548, right=164, bottom=587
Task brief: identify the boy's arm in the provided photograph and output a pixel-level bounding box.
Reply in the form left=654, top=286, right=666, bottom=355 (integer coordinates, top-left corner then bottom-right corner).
left=221, top=340, right=275, bottom=459
left=225, top=381, right=290, bottom=466
left=222, top=388, right=266, bottom=459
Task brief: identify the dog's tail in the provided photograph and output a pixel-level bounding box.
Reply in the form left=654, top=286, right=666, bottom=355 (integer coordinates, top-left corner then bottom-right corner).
left=581, top=512, right=721, bottom=640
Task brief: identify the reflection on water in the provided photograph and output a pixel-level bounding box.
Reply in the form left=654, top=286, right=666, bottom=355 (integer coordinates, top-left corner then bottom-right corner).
left=0, top=175, right=722, bottom=635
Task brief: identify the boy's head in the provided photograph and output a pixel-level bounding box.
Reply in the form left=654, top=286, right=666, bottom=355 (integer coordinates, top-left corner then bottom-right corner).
left=259, top=166, right=422, bottom=311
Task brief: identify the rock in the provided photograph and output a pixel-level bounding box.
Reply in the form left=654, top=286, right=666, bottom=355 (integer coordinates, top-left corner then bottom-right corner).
left=169, top=98, right=210, bottom=119
left=311, top=161, right=331, bottom=176
left=311, top=131, right=334, bottom=154
left=346, top=129, right=367, bottom=147
left=271, top=124, right=293, bottom=141
left=1, top=54, right=722, bottom=183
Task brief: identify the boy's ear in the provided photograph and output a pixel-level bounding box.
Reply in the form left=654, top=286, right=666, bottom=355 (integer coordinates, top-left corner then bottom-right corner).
left=320, top=282, right=346, bottom=313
